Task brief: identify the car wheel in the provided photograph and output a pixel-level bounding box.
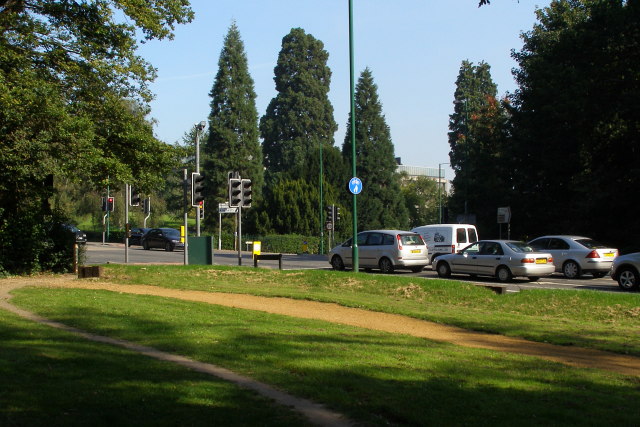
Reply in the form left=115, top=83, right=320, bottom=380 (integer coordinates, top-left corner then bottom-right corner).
left=410, top=266, right=423, bottom=273
left=436, top=261, right=451, bottom=278
left=496, top=266, right=513, bottom=282
left=379, top=257, right=394, bottom=274
left=528, top=276, right=540, bottom=282
left=165, top=242, right=174, bottom=252
left=143, top=241, right=149, bottom=250
left=563, top=261, right=581, bottom=279
left=617, top=267, right=639, bottom=291
left=592, top=272, right=606, bottom=279
left=331, top=255, right=345, bottom=271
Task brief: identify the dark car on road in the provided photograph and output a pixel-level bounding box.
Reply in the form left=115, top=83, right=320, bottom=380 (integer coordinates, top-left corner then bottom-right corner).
left=128, top=227, right=150, bottom=247
left=62, top=224, right=87, bottom=245
left=141, top=228, right=184, bottom=251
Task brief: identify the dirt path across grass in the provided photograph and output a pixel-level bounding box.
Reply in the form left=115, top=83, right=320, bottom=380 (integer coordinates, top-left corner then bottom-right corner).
left=2, top=275, right=640, bottom=379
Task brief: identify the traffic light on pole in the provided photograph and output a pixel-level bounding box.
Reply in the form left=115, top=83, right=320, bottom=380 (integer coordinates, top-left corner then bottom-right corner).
left=241, top=179, right=252, bottom=208
left=229, top=178, right=242, bottom=207
left=199, top=200, right=204, bottom=219
left=191, top=172, right=205, bottom=207
left=335, top=206, right=341, bottom=221
left=107, top=197, right=115, bottom=212
left=143, top=198, right=151, bottom=215
left=101, top=197, right=107, bottom=211
left=326, top=205, right=334, bottom=223
left=130, top=186, right=141, bottom=206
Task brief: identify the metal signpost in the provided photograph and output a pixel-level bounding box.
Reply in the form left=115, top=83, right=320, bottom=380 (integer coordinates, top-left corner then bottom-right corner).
left=497, top=206, right=512, bottom=239
left=218, top=202, right=238, bottom=250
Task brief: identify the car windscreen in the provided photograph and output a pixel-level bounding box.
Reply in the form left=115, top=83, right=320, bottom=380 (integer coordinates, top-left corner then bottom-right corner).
left=576, top=239, right=608, bottom=249
left=506, top=241, right=535, bottom=253
left=400, top=234, right=424, bottom=246
left=163, top=229, right=180, bottom=238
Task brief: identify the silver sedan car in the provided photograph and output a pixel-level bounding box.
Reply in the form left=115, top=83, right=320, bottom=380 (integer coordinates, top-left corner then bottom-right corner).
left=610, top=252, right=640, bottom=291
left=528, top=235, right=618, bottom=279
left=434, top=240, right=555, bottom=282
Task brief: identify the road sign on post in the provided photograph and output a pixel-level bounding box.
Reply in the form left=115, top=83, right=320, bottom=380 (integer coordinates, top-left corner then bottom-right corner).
left=497, top=207, right=511, bottom=224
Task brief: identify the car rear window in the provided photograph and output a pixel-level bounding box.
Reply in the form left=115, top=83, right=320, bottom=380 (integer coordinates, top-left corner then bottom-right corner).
left=400, top=234, right=424, bottom=246
left=506, top=242, right=535, bottom=253
left=576, top=239, right=608, bottom=249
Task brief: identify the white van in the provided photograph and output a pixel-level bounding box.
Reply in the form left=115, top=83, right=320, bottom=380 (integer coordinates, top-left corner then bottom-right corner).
left=410, top=224, right=479, bottom=263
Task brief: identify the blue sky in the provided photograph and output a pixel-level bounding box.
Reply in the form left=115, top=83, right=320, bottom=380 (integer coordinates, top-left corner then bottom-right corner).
left=138, top=0, right=551, bottom=180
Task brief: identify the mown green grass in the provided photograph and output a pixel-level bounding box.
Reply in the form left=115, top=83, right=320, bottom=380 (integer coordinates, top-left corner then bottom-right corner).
left=9, top=287, right=640, bottom=426
left=100, top=264, right=640, bottom=356
left=0, top=308, right=309, bottom=426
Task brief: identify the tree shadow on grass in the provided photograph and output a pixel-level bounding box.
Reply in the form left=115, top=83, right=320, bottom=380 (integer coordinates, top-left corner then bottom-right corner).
left=7, top=288, right=640, bottom=426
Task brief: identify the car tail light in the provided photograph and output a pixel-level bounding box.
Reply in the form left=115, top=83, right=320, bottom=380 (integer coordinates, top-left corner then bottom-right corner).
left=586, top=250, right=600, bottom=259
left=548, top=257, right=553, bottom=263
left=451, top=245, right=455, bottom=253
left=397, top=234, right=403, bottom=250
left=521, top=258, right=535, bottom=263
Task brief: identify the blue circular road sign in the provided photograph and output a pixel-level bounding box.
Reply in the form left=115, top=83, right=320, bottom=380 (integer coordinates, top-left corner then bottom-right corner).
left=348, top=177, right=363, bottom=195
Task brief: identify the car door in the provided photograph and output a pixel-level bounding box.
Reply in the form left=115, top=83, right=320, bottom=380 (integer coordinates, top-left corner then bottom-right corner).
left=450, top=242, right=480, bottom=273
left=547, top=238, right=571, bottom=271
left=475, top=242, right=504, bottom=276
left=358, top=232, right=376, bottom=267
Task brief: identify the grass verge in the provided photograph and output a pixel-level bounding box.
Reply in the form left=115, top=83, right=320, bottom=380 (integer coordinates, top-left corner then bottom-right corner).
left=8, top=287, right=640, bottom=426
left=0, top=308, right=309, bottom=426
left=99, top=264, right=640, bottom=356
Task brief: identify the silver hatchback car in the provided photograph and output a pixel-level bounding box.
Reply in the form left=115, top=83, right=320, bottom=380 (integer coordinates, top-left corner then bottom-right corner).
left=528, top=235, right=618, bottom=279
left=328, top=230, right=429, bottom=273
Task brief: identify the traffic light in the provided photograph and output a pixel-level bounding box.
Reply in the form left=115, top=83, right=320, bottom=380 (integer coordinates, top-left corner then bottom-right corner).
left=107, top=197, right=115, bottom=212
left=130, top=187, right=141, bottom=206
left=101, top=197, right=107, bottom=211
left=229, top=178, right=242, bottom=207
left=191, top=172, right=205, bottom=207
left=241, top=179, right=252, bottom=208
left=335, top=206, right=341, bottom=221
left=143, top=197, right=151, bottom=215
left=326, top=205, right=334, bottom=223
left=199, top=200, right=204, bottom=219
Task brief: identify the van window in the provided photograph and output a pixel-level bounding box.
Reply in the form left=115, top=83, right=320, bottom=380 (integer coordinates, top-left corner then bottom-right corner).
left=357, top=233, right=368, bottom=246
left=468, top=228, right=478, bottom=243
left=456, top=228, right=467, bottom=244
left=382, top=234, right=395, bottom=245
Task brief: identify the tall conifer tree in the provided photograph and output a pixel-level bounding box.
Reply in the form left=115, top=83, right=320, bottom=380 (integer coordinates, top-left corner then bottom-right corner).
left=342, top=68, right=409, bottom=230
left=203, top=22, right=262, bottom=229
left=260, top=28, right=337, bottom=178
left=448, top=60, right=507, bottom=232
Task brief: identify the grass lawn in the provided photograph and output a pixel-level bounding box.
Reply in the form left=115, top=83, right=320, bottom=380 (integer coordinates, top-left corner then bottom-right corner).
left=99, top=264, right=640, bottom=356
left=0, top=308, right=309, bottom=426
left=7, top=285, right=640, bottom=426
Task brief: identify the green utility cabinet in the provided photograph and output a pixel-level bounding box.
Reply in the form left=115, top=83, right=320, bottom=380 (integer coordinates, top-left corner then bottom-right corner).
left=188, top=236, right=214, bottom=265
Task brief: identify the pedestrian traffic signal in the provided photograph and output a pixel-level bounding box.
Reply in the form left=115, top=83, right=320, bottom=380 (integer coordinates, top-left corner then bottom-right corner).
left=229, top=178, right=242, bottom=207
left=241, top=179, right=252, bottom=208
left=191, top=172, right=205, bottom=207
left=130, top=187, right=141, bottom=206
left=143, top=197, right=151, bottom=215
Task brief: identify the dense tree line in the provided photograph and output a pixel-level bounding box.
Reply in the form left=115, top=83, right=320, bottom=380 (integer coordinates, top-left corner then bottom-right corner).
left=449, top=0, right=640, bottom=251
left=0, top=0, right=193, bottom=274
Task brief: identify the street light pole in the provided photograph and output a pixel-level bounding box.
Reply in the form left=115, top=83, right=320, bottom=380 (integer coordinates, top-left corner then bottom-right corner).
left=438, top=162, right=449, bottom=224
left=349, top=0, right=359, bottom=272
left=195, top=120, right=206, bottom=237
